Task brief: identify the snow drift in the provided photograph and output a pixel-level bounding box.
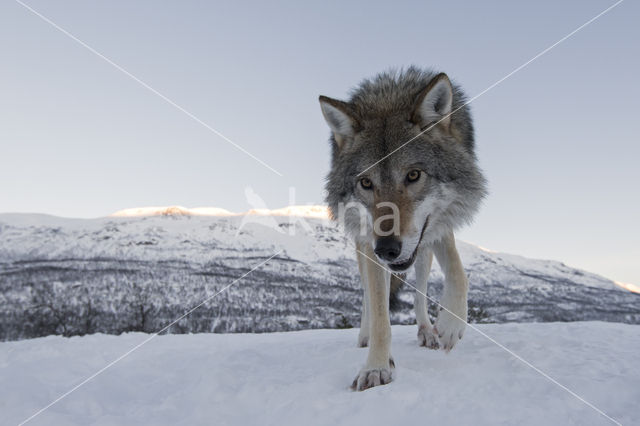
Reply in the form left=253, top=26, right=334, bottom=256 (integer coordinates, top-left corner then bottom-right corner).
left=3, top=322, right=638, bottom=425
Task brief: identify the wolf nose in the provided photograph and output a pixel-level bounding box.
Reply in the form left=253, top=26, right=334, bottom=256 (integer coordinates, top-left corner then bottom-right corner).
left=374, top=237, right=402, bottom=261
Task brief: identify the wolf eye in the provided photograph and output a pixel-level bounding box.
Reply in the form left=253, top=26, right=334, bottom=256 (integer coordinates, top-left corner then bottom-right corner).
left=360, top=177, right=373, bottom=190
left=406, top=170, right=421, bottom=183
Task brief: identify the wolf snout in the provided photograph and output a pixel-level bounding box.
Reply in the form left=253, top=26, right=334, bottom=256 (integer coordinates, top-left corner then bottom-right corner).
left=374, top=237, right=402, bottom=261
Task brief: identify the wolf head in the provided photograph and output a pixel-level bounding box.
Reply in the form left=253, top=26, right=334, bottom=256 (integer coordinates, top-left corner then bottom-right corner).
left=319, top=67, right=487, bottom=271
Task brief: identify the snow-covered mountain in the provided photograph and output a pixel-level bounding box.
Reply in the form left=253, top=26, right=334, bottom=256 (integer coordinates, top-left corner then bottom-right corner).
left=0, top=207, right=638, bottom=341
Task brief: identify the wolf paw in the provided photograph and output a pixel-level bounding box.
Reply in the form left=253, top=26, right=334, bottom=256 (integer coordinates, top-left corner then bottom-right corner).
left=417, top=324, right=439, bottom=349
left=350, top=359, right=394, bottom=391
left=434, top=294, right=467, bottom=352
left=357, top=333, right=369, bottom=348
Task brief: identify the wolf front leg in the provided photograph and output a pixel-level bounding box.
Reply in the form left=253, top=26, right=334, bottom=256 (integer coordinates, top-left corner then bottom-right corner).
left=414, top=246, right=439, bottom=349
left=352, top=241, right=394, bottom=391
left=356, top=247, right=370, bottom=348
left=433, top=230, right=468, bottom=352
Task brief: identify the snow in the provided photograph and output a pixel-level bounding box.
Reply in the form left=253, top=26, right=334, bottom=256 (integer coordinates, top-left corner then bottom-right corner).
left=2, top=208, right=637, bottom=423
left=2, top=322, right=638, bottom=425
left=109, top=205, right=330, bottom=219
left=0, top=208, right=625, bottom=292
left=615, top=281, right=640, bottom=294
left=110, top=206, right=236, bottom=217
left=1, top=208, right=639, bottom=342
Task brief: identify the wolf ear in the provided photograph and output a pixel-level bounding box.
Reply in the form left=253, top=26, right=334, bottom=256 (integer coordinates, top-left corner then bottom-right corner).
left=412, top=73, right=453, bottom=130
left=319, top=96, right=359, bottom=148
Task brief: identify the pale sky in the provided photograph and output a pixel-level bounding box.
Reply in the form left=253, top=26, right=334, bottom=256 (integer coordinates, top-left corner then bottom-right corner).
left=1, top=0, right=638, bottom=286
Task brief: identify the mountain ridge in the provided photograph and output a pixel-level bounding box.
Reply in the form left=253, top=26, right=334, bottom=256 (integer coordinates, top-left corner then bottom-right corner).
left=0, top=209, right=638, bottom=341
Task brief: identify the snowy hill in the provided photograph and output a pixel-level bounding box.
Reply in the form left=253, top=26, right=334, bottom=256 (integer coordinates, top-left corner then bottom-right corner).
left=0, top=207, right=638, bottom=341
left=3, top=322, right=638, bottom=425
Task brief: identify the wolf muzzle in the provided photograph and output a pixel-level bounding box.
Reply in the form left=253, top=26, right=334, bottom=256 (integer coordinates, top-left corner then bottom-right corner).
left=374, top=236, right=402, bottom=261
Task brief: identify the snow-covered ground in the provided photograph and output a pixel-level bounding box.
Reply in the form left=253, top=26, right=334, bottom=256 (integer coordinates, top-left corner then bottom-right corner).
left=2, top=322, right=638, bottom=425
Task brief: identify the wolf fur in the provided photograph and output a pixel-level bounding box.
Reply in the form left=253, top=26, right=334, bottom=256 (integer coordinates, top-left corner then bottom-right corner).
left=319, top=67, right=487, bottom=391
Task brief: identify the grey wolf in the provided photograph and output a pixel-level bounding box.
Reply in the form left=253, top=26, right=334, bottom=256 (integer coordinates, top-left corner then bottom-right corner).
left=319, top=67, right=487, bottom=391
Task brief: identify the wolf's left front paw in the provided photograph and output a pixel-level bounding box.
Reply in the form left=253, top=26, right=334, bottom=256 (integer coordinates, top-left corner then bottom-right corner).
left=350, top=359, right=395, bottom=391
left=434, top=293, right=467, bottom=352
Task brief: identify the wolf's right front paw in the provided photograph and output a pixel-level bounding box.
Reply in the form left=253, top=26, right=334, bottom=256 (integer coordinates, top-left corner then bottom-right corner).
left=350, top=361, right=394, bottom=391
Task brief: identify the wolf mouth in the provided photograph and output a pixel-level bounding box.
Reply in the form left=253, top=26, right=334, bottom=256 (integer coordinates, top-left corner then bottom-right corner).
left=388, top=215, right=430, bottom=272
